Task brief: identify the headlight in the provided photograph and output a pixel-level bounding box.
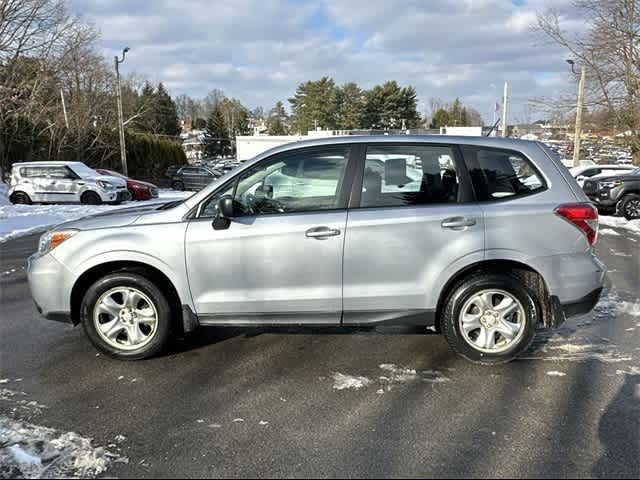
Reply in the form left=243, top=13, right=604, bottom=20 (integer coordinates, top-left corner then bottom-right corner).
left=38, top=230, right=78, bottom=256
left=97, top=180, right=115, bottom=190
left=599, top=180, right=622, bottom=189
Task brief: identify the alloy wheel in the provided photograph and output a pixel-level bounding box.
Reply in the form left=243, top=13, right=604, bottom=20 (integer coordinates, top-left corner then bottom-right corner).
left=93, top=287, right=159, bottom=351
left=458, top=289, right=526, bottom=354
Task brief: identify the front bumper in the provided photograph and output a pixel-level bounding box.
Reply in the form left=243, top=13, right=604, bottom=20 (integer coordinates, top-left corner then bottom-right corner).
left=99, top=189, right=132, bottom=204
left=28, top=253, right=74, bottom=324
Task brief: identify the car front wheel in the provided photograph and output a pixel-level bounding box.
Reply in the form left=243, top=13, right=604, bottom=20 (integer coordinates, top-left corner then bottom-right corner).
left=81, top=191, right=102, bottom=205
left=441, top=272, right=538, bottom=365
left=80, top=272, right=172, bottom=360
left=619, top=194, right=640, bottom=220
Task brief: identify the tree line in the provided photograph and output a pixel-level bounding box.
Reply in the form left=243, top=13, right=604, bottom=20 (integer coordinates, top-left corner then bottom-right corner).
left=0, top=0, right=186, bottom=180
left=179, top=78, right=484, bottom=150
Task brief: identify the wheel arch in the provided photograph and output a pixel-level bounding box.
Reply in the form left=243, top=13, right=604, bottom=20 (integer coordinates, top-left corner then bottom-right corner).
left=70, top=260, right=193, bottom=334
left=435, top=259, right=553, bottom=331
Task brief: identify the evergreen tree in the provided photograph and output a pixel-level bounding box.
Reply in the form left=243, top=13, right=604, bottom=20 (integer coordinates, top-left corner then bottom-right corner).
left=289, top=77, right=338, bottom=133
left=155, top=83, right=180, bottom=137
left=267, top=101, right=289, bottom=135
left=204, top=105, right=229, bottom=157
left=336, top=82, right=364, bottom=130
left=430, top=108, right=451, bottom=129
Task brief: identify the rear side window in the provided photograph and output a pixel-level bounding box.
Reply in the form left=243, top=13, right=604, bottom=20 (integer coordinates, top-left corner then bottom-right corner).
left=359, top=145, right=461, bottom=208
left=460, top=146, right=546, bottom=201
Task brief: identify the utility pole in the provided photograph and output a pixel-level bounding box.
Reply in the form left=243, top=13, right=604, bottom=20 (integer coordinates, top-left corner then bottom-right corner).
left=115, top=47, right=130, bottom=176
left=502, top=81, right=509, bottom=137
left=573, top=65, right=586, bottom=167
left=60, top=89, right=69, bottom=129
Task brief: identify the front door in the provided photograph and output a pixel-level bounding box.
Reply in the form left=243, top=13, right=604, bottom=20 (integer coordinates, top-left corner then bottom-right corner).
left=185, top=145, right=354, bottom=325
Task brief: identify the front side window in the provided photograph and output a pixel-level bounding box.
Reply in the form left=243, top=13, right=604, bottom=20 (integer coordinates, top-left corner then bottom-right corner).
left=359, top=145, right=461, bottom=208
left=233, top=146, right=350, bottom=216
left=461, top=146, right=546, bottom=201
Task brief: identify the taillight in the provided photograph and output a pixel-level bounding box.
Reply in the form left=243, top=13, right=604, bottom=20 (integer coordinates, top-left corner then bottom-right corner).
left=555, top=203, right=599, bottom=246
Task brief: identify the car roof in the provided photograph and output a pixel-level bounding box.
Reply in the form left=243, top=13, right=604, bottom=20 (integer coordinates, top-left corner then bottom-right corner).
left=250, top=135, right=547, bottom=160
left=12, top=161, right=85, bottom=167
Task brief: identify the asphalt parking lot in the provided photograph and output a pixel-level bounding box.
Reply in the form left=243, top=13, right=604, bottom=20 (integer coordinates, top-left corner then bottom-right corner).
left=0, top=229, right=638, bottom=478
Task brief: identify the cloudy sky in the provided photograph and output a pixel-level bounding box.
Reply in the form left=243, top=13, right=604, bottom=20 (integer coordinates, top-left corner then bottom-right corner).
left=68, top=0, right=582, bottom=123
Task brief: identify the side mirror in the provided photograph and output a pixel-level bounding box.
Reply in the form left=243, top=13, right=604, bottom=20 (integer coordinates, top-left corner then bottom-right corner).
left=212, top=196, right=235, bottom=230
left=576, top=175, right=586, bottom=182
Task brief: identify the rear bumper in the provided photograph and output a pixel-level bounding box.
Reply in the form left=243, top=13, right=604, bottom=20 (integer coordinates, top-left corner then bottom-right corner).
left=560, top=287, right=604, bottom=318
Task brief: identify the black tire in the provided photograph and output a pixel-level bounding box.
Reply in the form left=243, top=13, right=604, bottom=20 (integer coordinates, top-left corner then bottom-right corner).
left=9, top=191, right=32, bottom=205
left=80, top=272, right=173, bottom=360
left=618, top=194, right=640, bottom=221
left=172, top=181, right=185, bottom=191
left=441, top=272, right=538, bottom=365
left=81, top=191, right=102, bottom=205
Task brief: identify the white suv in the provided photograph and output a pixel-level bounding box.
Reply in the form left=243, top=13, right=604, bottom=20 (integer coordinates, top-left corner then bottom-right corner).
left=8, top=161, right=131, bottom=205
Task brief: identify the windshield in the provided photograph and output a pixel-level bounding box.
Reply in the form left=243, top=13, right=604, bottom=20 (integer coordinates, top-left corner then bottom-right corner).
left=69, top=163, right=99, bottom=179
left=103, top=170, right=126, bottom=179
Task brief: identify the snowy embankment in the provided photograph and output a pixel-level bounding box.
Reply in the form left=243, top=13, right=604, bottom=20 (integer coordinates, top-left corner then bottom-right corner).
left=599, top=215, right=640, bottom=235
left=0, top=416, right=126, bottom=478
left=0, top=182, right=192, bottom=243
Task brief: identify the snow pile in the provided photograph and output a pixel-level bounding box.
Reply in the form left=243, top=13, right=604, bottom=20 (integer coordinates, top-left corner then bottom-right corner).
left=600, top=216, right=640, bottom=235
left=0, top=183, right=10, bottom=206
left=0, top=189, right=192, bottom=243
left=0, top=417, right=123, bottom=479
left=332, top=373, right=372, bottom=391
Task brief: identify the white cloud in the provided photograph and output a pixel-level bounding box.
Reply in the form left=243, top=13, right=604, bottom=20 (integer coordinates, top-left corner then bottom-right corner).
left=69, top=0, right=584, bottom=121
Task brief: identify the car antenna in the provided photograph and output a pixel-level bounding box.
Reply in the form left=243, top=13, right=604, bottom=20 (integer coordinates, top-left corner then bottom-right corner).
left=485, top=118, right=501, bottom=137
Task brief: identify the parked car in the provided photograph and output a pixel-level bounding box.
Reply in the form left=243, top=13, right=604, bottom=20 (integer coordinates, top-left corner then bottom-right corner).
left=171, top=166, right=223, bottom=191
left=96, top=169, right=159, bottom=201
left=583, top=168, right=640, bottom=219
left=28, top=136, right=606, bottom=363
left=8, top=161, right=130, bottom=205
left=569, top=164, right=635, bottom=187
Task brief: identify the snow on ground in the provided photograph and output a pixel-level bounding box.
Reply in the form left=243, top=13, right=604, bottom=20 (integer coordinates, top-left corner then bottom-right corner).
left=332, top=365, right=451, bottom=393
left=600, top=215, right=640, bottom=235
left=0, top=417, right=125, bottom=479
left=0, top=184, right=192, bottom=243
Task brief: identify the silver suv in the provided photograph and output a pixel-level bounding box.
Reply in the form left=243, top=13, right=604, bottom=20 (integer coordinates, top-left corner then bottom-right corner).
left=9, top=161, right=131, bottom=205
left=28, top=136, right=606, bottom=363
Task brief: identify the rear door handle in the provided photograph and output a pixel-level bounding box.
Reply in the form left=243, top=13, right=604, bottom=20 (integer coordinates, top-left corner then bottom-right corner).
left=441, top=217, right=477, bottom=229
left=305, top=227, right=341, bottom=239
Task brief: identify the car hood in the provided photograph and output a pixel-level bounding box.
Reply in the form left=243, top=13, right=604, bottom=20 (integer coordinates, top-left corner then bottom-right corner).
left=83, top=173, right=128, bottom=187
left=54, top=203, right=174, bottom=231
left=129, top=179, right=157, bottom=188
left=588, top=173, right=637, bottom=183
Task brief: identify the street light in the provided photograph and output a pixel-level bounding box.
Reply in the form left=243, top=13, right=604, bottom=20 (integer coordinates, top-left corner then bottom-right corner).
left=567, top=59, right=586, bottom=168
left=115, top=47, right=130, bottom=176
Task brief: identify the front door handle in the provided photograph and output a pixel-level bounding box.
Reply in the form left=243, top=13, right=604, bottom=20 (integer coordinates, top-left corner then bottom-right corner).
left=305, top=227, right=341, bottom=239
left=441, top=217, right=477, bottom=229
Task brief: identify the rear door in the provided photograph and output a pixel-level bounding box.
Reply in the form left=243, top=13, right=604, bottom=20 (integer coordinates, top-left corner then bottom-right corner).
left=342, top=143, right=485, bottom=324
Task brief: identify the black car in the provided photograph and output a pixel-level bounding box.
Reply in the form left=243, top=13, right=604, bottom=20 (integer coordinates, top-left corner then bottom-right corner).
left=171, top=166, right=223, bottom=191
left=583, top=167, right=640, bottom=219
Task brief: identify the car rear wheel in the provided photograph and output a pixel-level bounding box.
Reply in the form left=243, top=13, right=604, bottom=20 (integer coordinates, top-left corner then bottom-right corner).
left=81, top=272, right=172, bottom=360
left=441, top=272, right=538, bottom=365
left=81, top=191, right=102, bottom=205
left=619, top=194, right=640, bottom=220
left=9, top=192, right=32, bottom=205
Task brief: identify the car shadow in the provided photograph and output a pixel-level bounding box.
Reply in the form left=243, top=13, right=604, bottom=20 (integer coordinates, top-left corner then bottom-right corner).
left=592, top=371, right=640, bottom=479
left=167, top=324, right=432, bottom=356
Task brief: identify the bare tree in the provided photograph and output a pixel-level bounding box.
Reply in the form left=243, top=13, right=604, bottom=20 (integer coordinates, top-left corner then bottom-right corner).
left=537, top=0, right=640, bottom=165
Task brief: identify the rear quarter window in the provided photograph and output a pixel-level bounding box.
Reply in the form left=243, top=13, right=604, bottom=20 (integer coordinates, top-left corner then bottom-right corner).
left=460, top=146, right=547, bottom=201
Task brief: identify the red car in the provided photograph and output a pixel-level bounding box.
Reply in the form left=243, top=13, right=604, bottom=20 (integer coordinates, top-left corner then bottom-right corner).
left=96, top=169, right=159, bottom=201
